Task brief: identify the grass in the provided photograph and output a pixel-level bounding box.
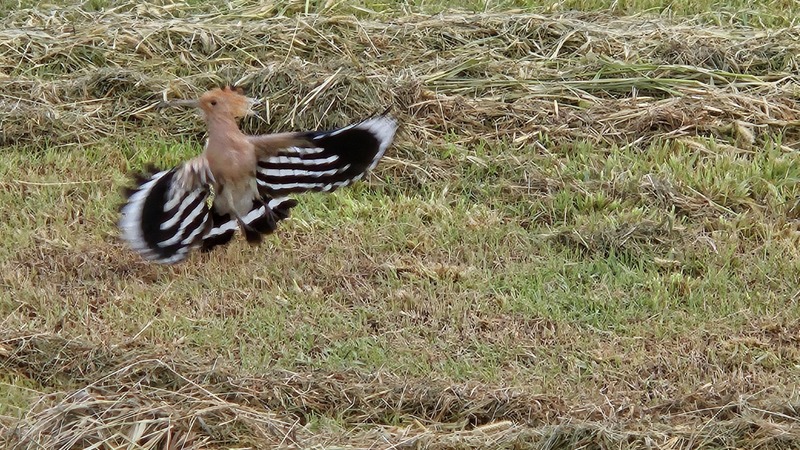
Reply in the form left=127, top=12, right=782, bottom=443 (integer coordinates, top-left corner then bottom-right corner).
left=2, top=0, right=800, bottom=448
left=3, top=0, right=800, bottom=27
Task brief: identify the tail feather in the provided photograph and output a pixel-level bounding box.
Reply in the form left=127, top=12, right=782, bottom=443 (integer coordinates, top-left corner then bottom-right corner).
left=256, top=115, right=397, bottom=195
left=200, top=196, right=298, bottom=251
left=199, top=210, right=236, bottom=252
left=119, top=167, right=212, bottom=264
left=246, top=197, right=298, bottom=232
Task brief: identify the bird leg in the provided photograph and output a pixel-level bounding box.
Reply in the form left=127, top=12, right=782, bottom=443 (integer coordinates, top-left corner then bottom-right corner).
left=219, top=185, right=262, bottom=243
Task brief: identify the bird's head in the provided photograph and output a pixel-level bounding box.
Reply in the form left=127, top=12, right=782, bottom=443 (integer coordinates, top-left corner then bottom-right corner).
left=162, top=85, right=259, bottom=121
left=198, top=85, right=258, bottom=120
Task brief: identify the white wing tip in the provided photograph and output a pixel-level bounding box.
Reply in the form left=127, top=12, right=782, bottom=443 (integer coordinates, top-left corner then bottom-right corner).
left=358, top=115, right=398, bottom=150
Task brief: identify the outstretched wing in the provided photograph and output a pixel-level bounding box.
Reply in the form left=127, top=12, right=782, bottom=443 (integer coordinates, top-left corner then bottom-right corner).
left=252, top=115, right=397, bottom=196
left=118, top=158, right=214, bottom=264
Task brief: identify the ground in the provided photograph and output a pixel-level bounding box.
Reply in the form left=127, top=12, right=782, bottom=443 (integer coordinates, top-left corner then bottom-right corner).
left=1, top=0, right=800, bottom=448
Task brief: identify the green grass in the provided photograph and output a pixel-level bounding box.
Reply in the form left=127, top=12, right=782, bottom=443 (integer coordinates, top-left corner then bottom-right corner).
left=3, top=131, right=799, bottom=373
left=3, top=132, right=800, bottom=448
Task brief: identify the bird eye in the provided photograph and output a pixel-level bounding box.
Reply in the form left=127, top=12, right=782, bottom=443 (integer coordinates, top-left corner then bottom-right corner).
left=210, top=100, right=217, bottom=106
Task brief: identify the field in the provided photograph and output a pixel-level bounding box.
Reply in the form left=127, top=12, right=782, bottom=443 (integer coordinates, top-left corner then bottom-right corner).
left=2, top=0, right=800, bottom=448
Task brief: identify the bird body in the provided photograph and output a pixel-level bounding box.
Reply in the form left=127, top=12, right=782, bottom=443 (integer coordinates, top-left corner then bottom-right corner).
left=119, top=86, right=397, bottom=264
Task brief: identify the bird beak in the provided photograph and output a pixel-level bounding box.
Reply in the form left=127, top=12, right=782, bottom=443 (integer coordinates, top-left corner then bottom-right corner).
left=159, top=98, right=200, bottom=109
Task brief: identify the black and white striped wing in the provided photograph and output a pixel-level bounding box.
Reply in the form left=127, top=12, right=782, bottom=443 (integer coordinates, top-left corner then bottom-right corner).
left=255, top=115, right=397, bottom=195
left=119, top=164, right=213, bottom=264
left=200, top=196, right=298, bottom=252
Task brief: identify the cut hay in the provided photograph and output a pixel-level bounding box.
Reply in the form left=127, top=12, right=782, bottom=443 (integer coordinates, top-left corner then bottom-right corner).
left=3, top=332, right=800, bottom=449
left=7, top=365, right=299, bottom=449
left=1, top=4, right=799, bottom=150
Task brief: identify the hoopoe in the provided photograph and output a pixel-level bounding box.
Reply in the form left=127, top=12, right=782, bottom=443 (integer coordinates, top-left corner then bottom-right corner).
left=119, top=86, right=397, bottom=264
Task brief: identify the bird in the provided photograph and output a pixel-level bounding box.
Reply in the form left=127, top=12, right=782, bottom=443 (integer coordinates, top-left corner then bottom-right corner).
left=119, top=85, right=397, bottom=264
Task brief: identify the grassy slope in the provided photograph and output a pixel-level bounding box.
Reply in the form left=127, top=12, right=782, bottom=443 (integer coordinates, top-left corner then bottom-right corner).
left=2, top=0, right=800, bottom=448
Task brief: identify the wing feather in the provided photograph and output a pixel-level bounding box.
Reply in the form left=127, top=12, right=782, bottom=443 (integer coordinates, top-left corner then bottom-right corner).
left=254, top=115, right=397, bottom=195
left=119, top=157, right=214, bottom=264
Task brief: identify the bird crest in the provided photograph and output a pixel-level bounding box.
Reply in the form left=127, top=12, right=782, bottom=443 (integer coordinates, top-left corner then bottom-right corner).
left=198, top=85, right=257, bottom=119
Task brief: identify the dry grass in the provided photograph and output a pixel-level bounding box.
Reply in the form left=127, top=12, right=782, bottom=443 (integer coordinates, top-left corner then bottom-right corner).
left=3, top=1, right=800, bottom=449
left=3, top=332, right=800, bottom=449
left=1, top=5, right=800, bottom=149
